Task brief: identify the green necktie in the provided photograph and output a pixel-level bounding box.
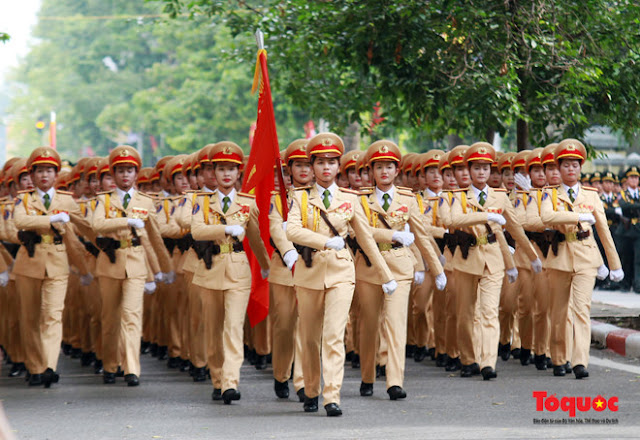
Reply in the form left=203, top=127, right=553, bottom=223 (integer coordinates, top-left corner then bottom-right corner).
left=322, top=190, right=331, bottom=209
left=222, top=196, right=231, bottom=213
left=123, top=193, right=131, bottom=209
left=568, top=188, right=575, bottom=203
left=43, top=193, right=51, bottom=210
left=478, top=191, right=486, bottom=206
left=382, top=193, right=391, bottom=211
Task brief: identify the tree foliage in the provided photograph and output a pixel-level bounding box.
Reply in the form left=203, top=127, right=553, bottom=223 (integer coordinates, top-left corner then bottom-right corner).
left=7, top=0, right=308, bottom=162
left=161, top=0, right=640, bottom=150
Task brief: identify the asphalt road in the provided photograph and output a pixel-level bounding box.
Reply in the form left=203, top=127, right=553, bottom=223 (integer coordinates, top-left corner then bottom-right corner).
left=1, top=347, right=639, bottom=440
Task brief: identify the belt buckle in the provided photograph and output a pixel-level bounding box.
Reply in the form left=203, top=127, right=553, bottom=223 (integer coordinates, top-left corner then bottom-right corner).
left=41, top=234, right=54, bottom=244
left=120, top=239, right=130, bottom=249
left=565, top=232, right=578, bottom=242
left=220, top=243, right=232, bottom=254
left=378, top=243, right=392, bottom=252
left=476, top=235, right=488, bottom=246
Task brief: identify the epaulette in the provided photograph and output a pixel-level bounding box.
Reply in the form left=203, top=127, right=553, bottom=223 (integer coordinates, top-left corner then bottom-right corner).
left=493, top=188, right=508, bottom=192
left=17, top=189, right=32, bottom=194
left=56, top=190, right=74, bottom=196
left=397, top=189, right=416, bottom=197
left=294, top=186, right=312, bottom=191
left=359, top=188, right=374, bottom=195
left=397, top=186, right=413, bottom=192
left=360, top=186, right=375, bottom=191
left=185, top=189, right=198, bottom=193
left=96, top=190, right=114, bottom=195
left=271, top=190, right=279, bottom=195
left=543, top=185, right=559, bottom=189
left=427, top=197, right=439, bottom=202
left=339, top=187, right=361, bottom=195
left=583, top=186, right=598, bottom=191
left=196, top=191, right=215, bottom=196
left=237, top=192, right=256, bottom=199
left=448, top=188, right=466, bottom=192
left=137, top=191, right=155, bottom=199
left=516, top=190, right=528, bottom=194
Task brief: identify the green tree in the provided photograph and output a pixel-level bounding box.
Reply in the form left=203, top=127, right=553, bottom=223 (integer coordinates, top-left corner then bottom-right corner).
left=161, top=0, right=640, bottom=151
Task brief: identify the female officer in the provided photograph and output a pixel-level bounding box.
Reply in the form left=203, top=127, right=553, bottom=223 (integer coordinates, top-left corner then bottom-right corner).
left=286, top=133, right=397, bottom=416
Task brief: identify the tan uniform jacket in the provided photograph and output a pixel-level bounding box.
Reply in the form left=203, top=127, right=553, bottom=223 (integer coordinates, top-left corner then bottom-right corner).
left=92, top=190, right=172, bottom=279
left=268, top=191, right=296, bottom=287
left=286, top=186, right=393, bottom=289
left=190, top=191, right=270, bottom=290
left=540, top=185, right=621, bottom=272
left=354, top=187, right=442, bottom=282
left=13, top=190, right=91, bottom=279
left=448, top=187, right=537, bottom=276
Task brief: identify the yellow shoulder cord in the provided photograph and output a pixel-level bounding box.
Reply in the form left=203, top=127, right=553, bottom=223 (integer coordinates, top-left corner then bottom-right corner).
left=23, top=194, right=29, bottom=214
left=313, top=206, right=320, bottom=232
left=552, top=188, right=558, bottom=212
left=80, top=201, right=87, bottom=217
left=275, top=194, right=283, bottom=217
left=432, top=199, right=438, bottom=225
left=105, top=193, right=111, bottom=218
left=621, top=191, right=628, bottom=202
left=301, top=190, right=309, bottom=229
left=203, top=195, right=210, bottom=225
left=163, top=199, right=170, bottom=223
left=522, top=192, right=528, bottom=209
left=360, top=195, right=373, bottom=227
left=537, top=189, right=543, bottom=215
left=460, top=191, right=468, bottom=214
left=416, top=193, right=425, bottom=215
left=91, top=199, right=97, bottom=212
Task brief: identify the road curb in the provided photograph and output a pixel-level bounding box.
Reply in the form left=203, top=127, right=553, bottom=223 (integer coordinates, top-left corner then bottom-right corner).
left=591, top=319, right=640, bottom=358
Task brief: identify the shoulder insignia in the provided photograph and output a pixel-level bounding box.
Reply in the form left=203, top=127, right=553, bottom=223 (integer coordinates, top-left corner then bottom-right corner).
left=528, top=196, right=533, bottom=204
left=397, top=186, right=413, bottom=191
left=192, top=203, right=200, bottom=215
left=56, top=190, right=74, bottom=195
left=339, top=188, right=361, bottom=195
left=137, top=191, right=155, bottom=199
left=178, top=198, right=187, bottom=207
left=237, top=192, right=256, bottom=199
left=516, top=190, right=528, bottom=194
left=96, top=190, right=114, bottom=195
left=359, top=188, right=374, bottom=195
left=582, top=186, right=598, bottom=192
left=397, top=189, right=416, bottom=197
left=17, top=189, right=32, bottom=194
left=271, top=190, right=280, bottom=195
left=427, top=197, right=439, bottom=202
left=543, top=185, right=559, bottom=189
left=542, top=192, right=549, bottom=201
left=515, top=199, right=521, bottom=208
left=449, top=188, right=466, bottom=192
left=156, top=204, right=163, bottom=213
left=439, top=197, right=446, bottom=207
left=294, top=186, right=312, bottom=191
left=493, top=188, right=508, bottom=192
left=14, top=198, right=21, bottom=206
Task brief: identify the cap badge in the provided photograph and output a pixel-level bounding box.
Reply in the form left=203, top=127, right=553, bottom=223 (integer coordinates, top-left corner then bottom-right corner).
left=380, top=145, right=389, bottom=153
left=224, top=146, right=232, bottom=155
left=322, top=138, right=332, bottom=147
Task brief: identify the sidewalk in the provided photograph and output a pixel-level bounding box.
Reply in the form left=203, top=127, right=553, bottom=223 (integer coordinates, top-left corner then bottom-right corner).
left=592, top=288, right=640, bottom=358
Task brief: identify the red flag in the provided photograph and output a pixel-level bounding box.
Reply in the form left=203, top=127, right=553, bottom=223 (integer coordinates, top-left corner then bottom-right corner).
left=242, top=48, right=287, bottom=327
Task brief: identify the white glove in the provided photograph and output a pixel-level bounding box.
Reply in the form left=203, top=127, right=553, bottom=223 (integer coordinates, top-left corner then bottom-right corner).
left=530, top=258, right=543, bottom=273
left=225, top=225, right=245, bottom=237
left=413, top=271, right=425, bottom=285
left=615, top=207, right=623, bottom=217
left=154, top=272, right=163, bottom=283
left=596, top=264, right=609, bottom=281
left=49, top=212, right=70, bottom=224
left=514, top=173, right=532, bottom=191
left=127, top=218, right=145, bottom=229
left=508, top=246, right=516, bottom=255
left=80, top=273, right=94, bottom=286
left=382, top=279, right=398, bottom=295
left=282, top=249, right=298, bottom=270
left=578, top=213, right=596, bottom=225
left=144, top=281, right=156, bottom=295
left=281, top=221, right=287, bottom=232
left=325, top=236, right=345, bottom=251
left=435, top=272, right=447, bottom=291
left=610, top=268, right=624, bottom=282
left=506, top=267, right=518, bottom=284
left=261, top=268, right=270, bottom=279
left=487, top=213, right=506, bottom=225
left=392, top=231, right=415, bottom=247
left=438, top=254, right=446, bottom=266
left=163, top=271, right=176, bottom=284
left=0, top=270, right=8, bottom=287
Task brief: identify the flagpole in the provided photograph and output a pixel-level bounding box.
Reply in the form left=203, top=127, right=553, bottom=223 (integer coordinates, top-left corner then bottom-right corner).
left=255, top=29, right=288, bottom=220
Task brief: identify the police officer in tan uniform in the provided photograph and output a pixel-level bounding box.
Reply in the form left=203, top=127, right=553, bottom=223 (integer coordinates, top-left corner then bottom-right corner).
left=287, top=132, right=397, bottom=416
left=190, top=142, right=270, bottom=404
left=540, top=139, right=623, bottom=378
left=356, top=141, right=445, bottom=400
left=93, top=146, right=172, bottom=386
left=14, top=147, right=93, bottom=387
